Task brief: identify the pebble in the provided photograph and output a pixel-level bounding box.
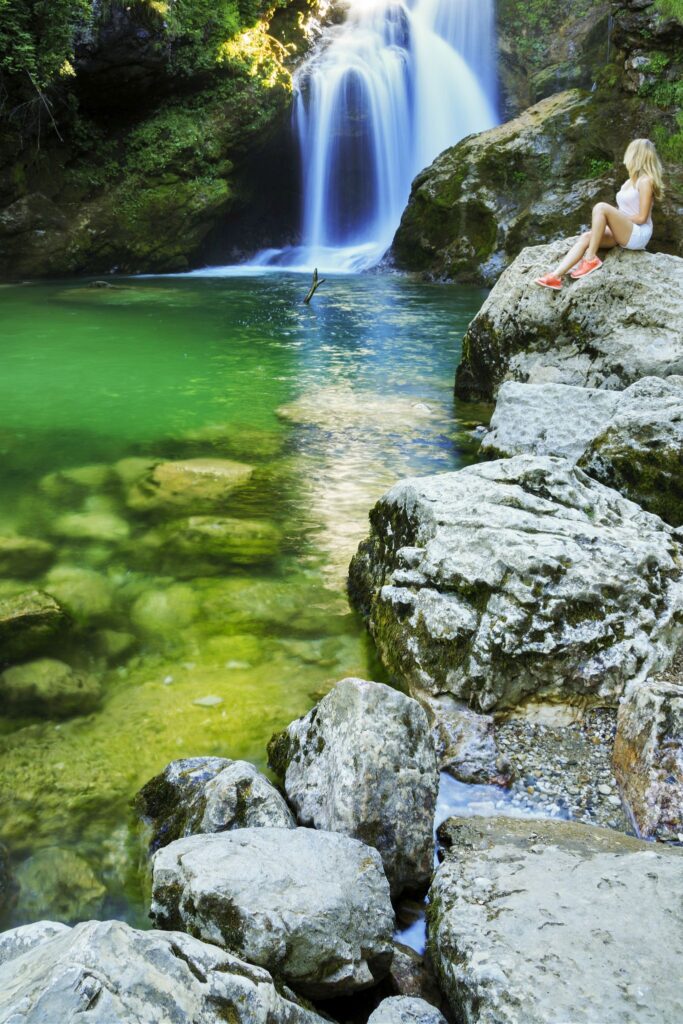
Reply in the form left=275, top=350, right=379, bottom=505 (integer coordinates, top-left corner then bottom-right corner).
left=192, top=695, right=224, bottom=707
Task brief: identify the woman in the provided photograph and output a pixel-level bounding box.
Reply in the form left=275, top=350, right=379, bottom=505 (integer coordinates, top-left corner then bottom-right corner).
left=535, top=139, right=664, bottom=290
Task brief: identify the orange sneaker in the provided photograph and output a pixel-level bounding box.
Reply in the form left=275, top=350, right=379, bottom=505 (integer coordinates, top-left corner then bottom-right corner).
left=535, top=273, right=562, bottom=290
left=570, top=256, right=602, bottom=279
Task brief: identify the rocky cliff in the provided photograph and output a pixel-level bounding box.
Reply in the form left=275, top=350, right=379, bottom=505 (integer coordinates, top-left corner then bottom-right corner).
left=0, top=0, right=319, bottom=278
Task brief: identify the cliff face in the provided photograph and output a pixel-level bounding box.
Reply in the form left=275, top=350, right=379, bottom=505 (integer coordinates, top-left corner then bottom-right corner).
left=0, top=0, right=319, bottom=279
left=392, top=0, right=683, bottom=284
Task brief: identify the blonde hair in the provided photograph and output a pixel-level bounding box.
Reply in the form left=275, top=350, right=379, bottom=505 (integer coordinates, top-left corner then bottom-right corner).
left=623, top=138, right=665, bottom=198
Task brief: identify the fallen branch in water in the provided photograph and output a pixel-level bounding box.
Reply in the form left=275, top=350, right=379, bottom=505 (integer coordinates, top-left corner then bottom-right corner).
left=303, top=268, right=326, bottom=304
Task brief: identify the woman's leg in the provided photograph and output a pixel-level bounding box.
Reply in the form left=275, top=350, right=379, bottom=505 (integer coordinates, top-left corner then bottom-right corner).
left=585, top=203, right=633, bottom=258
left=553, top=231, right=591, bottom=278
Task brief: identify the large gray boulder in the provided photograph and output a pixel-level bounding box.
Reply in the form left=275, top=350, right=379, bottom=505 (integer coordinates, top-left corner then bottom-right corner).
left=613, top=676, right=683, bottom=841
left=0, top=921, right=70, bottom=968
left=455, top=242, right=683, bottom=401
left=368, top=996, right=448, bottom=1024
left=429, top=816, right=683, bottom=1024
left=349, top=456, right=683, bottom=712
left=150, top=827, right=394, bottom=998
left=136, top=756, right=295, bottom=853
left=482, top=377, right=683, bottom=526
left=578, top=376, right=683, bottom=526
left=0, top=919, right=326, bottom=1024
left=268, top=678, right=438, bottom=896
left=419, top=694, right=509, bottom=785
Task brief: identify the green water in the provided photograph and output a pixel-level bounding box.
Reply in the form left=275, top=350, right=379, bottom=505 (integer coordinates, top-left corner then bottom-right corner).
left=0, top=271, right=488, bottom=927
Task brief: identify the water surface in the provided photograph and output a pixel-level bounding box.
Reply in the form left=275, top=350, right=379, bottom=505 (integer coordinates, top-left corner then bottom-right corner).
left=0, top=272, right=488, bottom=926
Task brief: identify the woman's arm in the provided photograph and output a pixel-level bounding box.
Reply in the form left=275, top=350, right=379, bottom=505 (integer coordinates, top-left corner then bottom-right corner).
left=632, top=177, right=653, bottom=224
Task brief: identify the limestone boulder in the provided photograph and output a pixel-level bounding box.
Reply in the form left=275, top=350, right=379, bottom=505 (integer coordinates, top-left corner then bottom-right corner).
left=348, top=456, right=683, bottom=712
left=613, top=676, right=683, bottom=841
left=130, top=583, right=199, bottom=636
left=392, top=91, right=611, bottom=285
left=126, top=458, right=253, bottom=513
left=0, top=658, right=101, bottom=718
left=268, top=678, right=438, bottom=896
left=578, top=376, right=683, bottom=526
left=150, top=827, right=394, bottom=998
left=0, top=590, right=70, bottom=663
left=136, top=756, right=295, bottom=853
left=0, top=919, right=326, bottom=1024
left=480, top=381, right=622, bottom=461
left=368, top=997, right=448, bottom=1024
left=0, top=921, right=70, bottom=968
left=455, top=243, right=683, bottom=400
left=0, top=536, right=55, bottom=580
left=482, top=377, right=683, bottom=525
left=429, top=816, right=683, bottom=1024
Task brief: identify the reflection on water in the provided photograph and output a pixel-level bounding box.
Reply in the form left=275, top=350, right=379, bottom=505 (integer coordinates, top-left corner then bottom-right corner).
left=0, top=272, right=488, bottom=927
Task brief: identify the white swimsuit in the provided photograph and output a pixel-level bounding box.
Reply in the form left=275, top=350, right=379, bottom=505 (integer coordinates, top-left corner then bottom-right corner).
left=616, top=179, right=653, bottom=250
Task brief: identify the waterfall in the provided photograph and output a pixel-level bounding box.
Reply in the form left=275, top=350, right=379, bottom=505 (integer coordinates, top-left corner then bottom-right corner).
left=255, top=0, right=498, bottom=274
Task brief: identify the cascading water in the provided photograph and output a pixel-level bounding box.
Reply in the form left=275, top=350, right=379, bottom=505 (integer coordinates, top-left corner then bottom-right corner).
left=254, top=0, right=498, bottom=274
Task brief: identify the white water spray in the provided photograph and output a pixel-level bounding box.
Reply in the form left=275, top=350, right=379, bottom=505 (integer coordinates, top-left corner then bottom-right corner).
left=256, top=0, right=498, bottom=274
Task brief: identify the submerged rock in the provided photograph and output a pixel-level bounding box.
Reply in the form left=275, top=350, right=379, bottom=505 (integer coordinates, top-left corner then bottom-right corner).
left=392, top=90, right=608, bottom=285
left=51, top=510, right=130, bottom=543
left=368, top=997, right=448, bottom=1024
left=349, top=456, right=683, bottom=712
left=0, top=919, right=326, bottom=1024
left=43, top=565, right=115, bottom=623
left=130, top=583, right=199, bottom=636
left=0, top=590, right=70, bottom=663
left=482, top=377, right=683, bottom=526
left=429, top=816, right=683, bottom=1024
left=420, top=694, right=509, bottom=785
left=0, top=658, right=101, bottom=718
left=140, top=514, right=282, bottom=572
left=39, top=463, right=114, bottom=502
left=613, top=676, right=683, bottom=841
left=268, top=678, right=438, bottom=896
left=126, top=458, right=254, bottom=513
left=455, top=243, right=683, bottom=400
left=0, top=536, right=55, bottom=580
left=136, top=756, right=295, bottom=854
left=15, top=847, right=105, bottom=924
left=151, top=827, right=394, bottom=998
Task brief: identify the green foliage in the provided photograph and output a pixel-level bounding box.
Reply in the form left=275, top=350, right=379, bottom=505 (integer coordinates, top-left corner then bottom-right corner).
left=586, top=157, right=613, bottom=178
left=0, top=0, right=89, bottom=90
left=643, top=51, right=670, bottom=74
left=653, top=113, right=683, bottom=164
left=497, top=0, right=595, bottom=71
left=654, top=0, right=683, bottom=23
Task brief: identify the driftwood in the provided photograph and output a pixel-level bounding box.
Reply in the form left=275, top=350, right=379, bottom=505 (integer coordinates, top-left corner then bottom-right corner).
left=303, top=267, right=326, bottom=304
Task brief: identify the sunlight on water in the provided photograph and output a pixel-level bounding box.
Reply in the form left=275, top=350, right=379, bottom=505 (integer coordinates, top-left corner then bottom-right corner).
left=0, top=272, right=489, bottom=927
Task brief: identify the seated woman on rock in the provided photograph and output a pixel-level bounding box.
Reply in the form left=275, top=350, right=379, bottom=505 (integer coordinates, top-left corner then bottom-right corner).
left=535, top=138, right=664, bottom=290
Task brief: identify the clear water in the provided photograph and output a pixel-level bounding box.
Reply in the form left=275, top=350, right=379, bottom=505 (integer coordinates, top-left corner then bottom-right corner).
left=0, top=272, right=489, bottom=928
left=253, top=0, right=497, bottom=273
